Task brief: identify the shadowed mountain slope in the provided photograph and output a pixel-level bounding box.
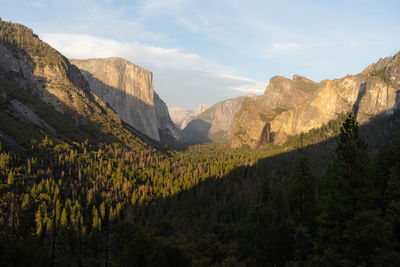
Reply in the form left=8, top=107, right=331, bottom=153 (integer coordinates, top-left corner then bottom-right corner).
left=182, top=95, right=256, bottom=144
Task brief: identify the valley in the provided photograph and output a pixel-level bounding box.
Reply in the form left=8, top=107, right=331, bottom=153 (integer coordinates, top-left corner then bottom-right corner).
left=1, top=17, right=400, bottom=266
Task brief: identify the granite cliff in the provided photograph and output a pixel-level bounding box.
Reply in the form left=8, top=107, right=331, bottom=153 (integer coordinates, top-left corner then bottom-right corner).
left=230, top=52, right=400, bottom=148
left=183, top=95, right=255, bottom=144
left=230, top=75, right=319, bottom=148
left=70, top=58, right=182, bottom=143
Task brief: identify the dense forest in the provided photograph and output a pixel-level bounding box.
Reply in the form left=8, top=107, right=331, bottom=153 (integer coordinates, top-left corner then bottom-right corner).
left=2, top=19, right=400, bottom=267
left=1, top=111, right=400, bottom=266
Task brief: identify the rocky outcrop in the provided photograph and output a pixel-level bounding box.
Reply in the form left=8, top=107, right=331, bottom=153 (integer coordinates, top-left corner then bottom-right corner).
left=230, top=52, right=400, bottom=148
left=230, top=76, right=319, bottom=148
left=70, top=58, right=182, bottom=142
left=9, top=99, right=57, bottom=135
left=183, top=95, right=255, bottom=144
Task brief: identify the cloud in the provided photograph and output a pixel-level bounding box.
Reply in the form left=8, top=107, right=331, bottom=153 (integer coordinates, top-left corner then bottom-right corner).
left=41, top=33, right=234, bottom=72
left=271, top=42, right=300, bottom=51
left=215, top=74, right=266, bottom=93
left=138, top=0, right=236, bottom=44
left=262, top=42, right=302, bottom=58
left=40, top=33, right=265, bottom=109
left=30, top=1, right=44, bottom=8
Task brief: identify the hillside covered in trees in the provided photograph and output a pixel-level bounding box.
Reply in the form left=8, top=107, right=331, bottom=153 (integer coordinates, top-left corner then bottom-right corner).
left=3, top=107, right=400, bottom=266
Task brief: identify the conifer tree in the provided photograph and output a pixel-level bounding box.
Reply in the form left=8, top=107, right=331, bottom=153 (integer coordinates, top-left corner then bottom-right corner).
left=289, top=156, right=315, bottom=226
left=288, top=155, right=316, bottom=264
left=312, top=113, right=387, bottom=265
left=60, top=208, right=68, bottom=228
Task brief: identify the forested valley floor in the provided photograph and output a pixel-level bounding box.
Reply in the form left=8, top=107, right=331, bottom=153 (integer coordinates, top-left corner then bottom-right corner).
left=2, top=111, right=400, bottom=266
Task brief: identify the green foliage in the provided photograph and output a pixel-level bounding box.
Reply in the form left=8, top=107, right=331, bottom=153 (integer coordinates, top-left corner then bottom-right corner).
left=0, top=18, right=64, bottom=67
left=288, top=156, right=316, bottom=226
left=258, top=111, right=274, bottom=122
left=0, top=110, right=400, bottom=265
left=374, top=68, right=392, bottom=86
left=312, top=113, right=396, bottom=265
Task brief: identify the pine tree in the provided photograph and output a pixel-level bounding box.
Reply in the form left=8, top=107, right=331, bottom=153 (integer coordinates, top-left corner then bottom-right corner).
left=92, top=206, right=100, bottom=230
left=312, top=113, right=386, bottom=265
left=7, top=170, right=14, bottom=185
left=289, top=156, right=315, bottom=226
left=35, top=208, right=42, bottom=235
left=60, top=208, right=68, bottom=227
left=288, top=155, right=316, bottom=264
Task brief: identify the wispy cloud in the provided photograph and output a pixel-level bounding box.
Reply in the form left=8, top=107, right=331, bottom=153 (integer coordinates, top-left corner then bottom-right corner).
left=262, top=42, right=302, bottom=58
left=30, top=1, right=44, bottom=8
left=271, top=42, right=300, bottom=51
left=215, top=74, right=266, bottom=93
left=41, top=33, right=231, bottom=72
left=228, top=84, right=266, bottom=94
left=41, top=33, right=265, bottom=109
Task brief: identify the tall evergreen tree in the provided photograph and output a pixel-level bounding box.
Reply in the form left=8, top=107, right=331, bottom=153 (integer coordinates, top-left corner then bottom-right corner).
left=312, top=113, right=389, bottom=265
left=288, top=155, right=316, bottom=264
left=289, top=155, right=316, bottom=226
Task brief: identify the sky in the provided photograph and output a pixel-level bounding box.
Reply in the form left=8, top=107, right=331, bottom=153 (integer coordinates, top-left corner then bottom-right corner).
left=1, top=0, right=400, bottom=109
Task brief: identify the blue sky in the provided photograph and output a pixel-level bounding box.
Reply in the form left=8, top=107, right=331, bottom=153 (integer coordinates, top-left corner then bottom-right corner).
left=1, top=0, right=400, bottom=109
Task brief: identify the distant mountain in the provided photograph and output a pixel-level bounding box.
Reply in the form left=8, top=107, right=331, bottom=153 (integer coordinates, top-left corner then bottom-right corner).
left=70, top=58, right=182, bottom=144
left=169, top=104, right=210, bottom=130
left=230, top=53, right=400, bottom=148
left=182, top=95, right=256, bottom=144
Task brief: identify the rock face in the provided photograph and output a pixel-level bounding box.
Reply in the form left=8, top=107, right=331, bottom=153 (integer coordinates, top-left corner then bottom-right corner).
left=230, top=76, right=319, bottom=148
left=9, top=99, right=57, bottom=135
left=183, top=95, right=255, bottom=144
left=169, top=104, right=210, bottom=130
left=230, top=52, right=400, bottom=148
left=70, top=58, right=181, bottom=143
left=154, top=93, right=182, bottom=142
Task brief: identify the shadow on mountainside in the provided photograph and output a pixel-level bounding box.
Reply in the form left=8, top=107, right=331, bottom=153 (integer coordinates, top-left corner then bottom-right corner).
left=123, top=109, right=400, bottom=265
left=353, top=82, right=367, bottom=120
left=74, top=68, right=186, bottom=150
left=182, top=119, right=212, bottom=144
